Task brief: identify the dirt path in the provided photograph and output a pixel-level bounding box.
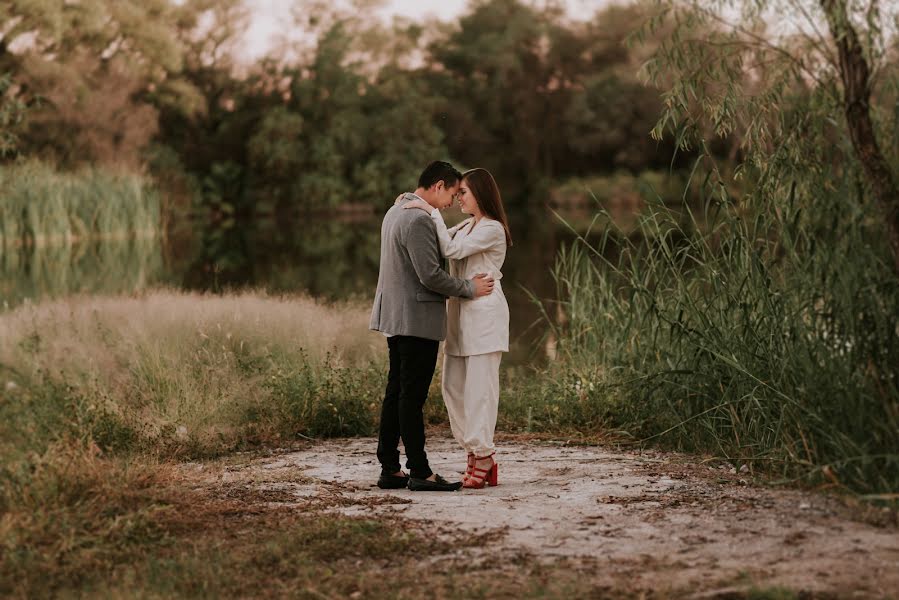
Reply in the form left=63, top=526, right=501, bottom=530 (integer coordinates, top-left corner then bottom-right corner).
left=187, top=436, right=898, bottom=598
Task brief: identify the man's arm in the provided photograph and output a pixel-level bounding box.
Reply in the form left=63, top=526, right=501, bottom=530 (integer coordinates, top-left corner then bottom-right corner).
left=406, top=215, right=475, bottom=298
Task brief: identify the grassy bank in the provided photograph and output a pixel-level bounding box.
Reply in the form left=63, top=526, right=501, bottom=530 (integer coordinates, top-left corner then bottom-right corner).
left=532, top=172, right=899, bottom=494
left=0, top=291, right=385, bottom=462
left=0, top=291, right=386, bottom=596
left=1, top=440, right=620, bottom=598
left=0, top=161, right=160, bottom=250
left=0, top=288, right=891, bottom=595
left=0, top=291, right=620, bottom=598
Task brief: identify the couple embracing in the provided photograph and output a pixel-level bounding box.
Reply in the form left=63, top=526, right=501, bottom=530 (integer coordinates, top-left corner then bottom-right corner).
left=369, top=161, right=512, bottom=492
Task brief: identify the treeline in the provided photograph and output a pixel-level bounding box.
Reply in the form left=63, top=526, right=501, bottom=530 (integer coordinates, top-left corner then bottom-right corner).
left=0, top=0, right=704, bottom=214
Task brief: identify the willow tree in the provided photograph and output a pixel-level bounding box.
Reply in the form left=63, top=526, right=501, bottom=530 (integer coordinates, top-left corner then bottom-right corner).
left=640, top=0, right=899, bottom=272
left=542, top=0, right=899, bottom=492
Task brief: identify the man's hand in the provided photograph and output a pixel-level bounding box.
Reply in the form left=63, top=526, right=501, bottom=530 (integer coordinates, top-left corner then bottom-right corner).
left=471, top=273, right=494, bottom=297
left=402, top=198, right=432, bottom=213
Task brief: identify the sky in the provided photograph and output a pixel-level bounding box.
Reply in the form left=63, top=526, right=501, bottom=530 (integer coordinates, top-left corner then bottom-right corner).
left=242, top=0, right=610, bottom=61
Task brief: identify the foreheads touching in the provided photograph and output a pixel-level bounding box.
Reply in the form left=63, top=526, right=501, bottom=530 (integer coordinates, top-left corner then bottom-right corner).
left=416, top=160, right=462, bottom=209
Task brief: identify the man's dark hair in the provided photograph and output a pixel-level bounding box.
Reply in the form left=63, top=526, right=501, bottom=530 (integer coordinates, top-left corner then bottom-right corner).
left=418, top=160, right=462, bottom=190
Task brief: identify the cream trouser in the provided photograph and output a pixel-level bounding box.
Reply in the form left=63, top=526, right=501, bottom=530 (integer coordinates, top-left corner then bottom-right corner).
left=441, top=351, right=502, bottom=457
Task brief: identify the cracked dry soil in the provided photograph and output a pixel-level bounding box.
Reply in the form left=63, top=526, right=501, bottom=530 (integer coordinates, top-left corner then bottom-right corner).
left=184, top=436, right=899, bottom=598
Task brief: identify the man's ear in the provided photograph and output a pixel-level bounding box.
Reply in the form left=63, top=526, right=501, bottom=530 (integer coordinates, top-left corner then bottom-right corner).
left=433, top=181, right=444, bottom=193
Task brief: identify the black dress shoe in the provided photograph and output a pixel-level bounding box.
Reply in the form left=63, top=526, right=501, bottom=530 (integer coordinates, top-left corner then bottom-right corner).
left=407, top=473, right=463, bottom=492
left=377, top=473, right=409, bottom=489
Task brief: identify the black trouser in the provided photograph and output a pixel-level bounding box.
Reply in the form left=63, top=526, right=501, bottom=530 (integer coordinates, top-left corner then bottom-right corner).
left=377, top=335, right=438, bottom=480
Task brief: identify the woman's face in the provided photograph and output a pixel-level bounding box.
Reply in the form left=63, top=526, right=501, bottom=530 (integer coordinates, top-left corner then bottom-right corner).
left=456, top=181, right=482, bottom=216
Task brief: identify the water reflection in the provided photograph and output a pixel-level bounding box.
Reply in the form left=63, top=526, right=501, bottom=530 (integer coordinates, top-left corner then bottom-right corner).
left=0, top=236, right=171, bottom=308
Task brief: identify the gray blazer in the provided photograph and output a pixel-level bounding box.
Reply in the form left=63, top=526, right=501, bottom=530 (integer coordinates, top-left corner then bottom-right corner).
left=370, top=194, right=474, bottom=340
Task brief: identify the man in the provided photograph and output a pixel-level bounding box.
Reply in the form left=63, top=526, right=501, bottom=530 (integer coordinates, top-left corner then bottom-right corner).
left=370, top=161, right=494, bottom=492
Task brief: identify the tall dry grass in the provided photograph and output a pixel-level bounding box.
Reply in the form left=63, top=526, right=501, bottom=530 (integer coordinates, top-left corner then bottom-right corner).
left=0, top=290, right=390, bottom=597
left=0, top=290, right=385, bottom=461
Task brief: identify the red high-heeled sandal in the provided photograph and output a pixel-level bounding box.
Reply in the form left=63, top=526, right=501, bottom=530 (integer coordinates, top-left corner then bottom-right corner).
left=462, top=453, right=475, bottom=482
left=463, top=453, right=497, bottom=489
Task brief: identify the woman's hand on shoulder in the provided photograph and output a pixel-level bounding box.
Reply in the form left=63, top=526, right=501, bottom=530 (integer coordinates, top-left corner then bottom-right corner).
left=403, top=198, right=433, bottom=213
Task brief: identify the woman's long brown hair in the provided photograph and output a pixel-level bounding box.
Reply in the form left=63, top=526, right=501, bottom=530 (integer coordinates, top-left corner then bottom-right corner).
left=462, top=168, right=512, bottom=247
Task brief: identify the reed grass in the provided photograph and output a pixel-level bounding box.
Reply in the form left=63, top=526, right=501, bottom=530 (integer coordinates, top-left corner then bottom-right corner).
left=535, top=166, right=899, bottom=493
left=0, top=161, right=160, bottom=251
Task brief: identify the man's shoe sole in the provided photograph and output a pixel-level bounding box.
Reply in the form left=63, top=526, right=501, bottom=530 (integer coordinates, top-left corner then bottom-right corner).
left=407, top=479, right=463, bottom=492
left=377, top=478, right=409, bottom=489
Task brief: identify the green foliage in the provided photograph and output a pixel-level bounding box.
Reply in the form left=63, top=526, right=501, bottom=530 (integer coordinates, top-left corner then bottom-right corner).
left=498, top=372, right=612, bottom=435
left=0, top=0, right=695, bottom=209
left=427, top=0, right=680, bottom=194
left=0, top=73, right=27, bottom=156
left=149, top=0, right=688, bottom=211
left=0, top=0, right=193, bottom=167
left=259, top=355, right=384, bottom=439
left=640, top=0, right=897, bottom=228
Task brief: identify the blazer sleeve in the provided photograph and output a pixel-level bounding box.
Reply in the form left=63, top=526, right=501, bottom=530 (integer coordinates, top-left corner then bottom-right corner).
left=431, top=209, right=504, bottom=260
left=406, top=215, right=475, bottom=298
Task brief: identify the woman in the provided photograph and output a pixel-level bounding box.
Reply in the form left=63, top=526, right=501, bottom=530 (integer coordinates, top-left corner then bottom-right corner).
left=403, top=168, right=512, bottom=489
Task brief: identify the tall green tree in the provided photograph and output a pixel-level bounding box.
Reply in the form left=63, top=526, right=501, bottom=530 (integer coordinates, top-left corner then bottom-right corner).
left=246, top=15, right=447, bottom=210
left=820, top=0, right=899, bottom=272
left=427, top=0, right=565, bottom=189
left=424, top=0, right=685, bottom=200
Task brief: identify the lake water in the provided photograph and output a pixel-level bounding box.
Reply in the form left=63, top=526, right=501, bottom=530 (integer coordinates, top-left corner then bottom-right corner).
left=1, top=206, right=584, bottom=366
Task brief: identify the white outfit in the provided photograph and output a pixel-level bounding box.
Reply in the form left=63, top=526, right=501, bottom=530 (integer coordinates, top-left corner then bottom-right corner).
left=429, top=208, right=509, bottom=457
left=442, top=352, right=502, bottom=456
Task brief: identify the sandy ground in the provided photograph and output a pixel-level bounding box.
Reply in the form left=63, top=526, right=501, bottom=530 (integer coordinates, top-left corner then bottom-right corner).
left=188, top=436, right=899, bottom=598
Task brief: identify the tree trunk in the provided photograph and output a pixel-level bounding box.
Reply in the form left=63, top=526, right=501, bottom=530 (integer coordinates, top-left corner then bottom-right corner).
left=821, top=0, right=899, bottom=274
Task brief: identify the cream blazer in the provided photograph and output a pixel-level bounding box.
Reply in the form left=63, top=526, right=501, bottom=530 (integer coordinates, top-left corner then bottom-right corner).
left=430, top=209, right=509, bottom=356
